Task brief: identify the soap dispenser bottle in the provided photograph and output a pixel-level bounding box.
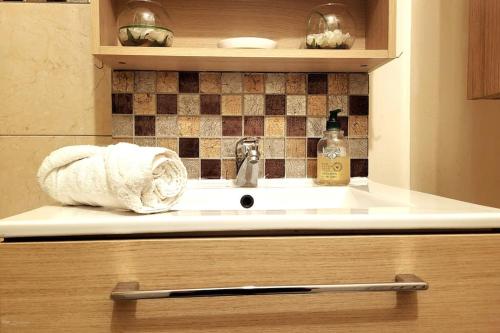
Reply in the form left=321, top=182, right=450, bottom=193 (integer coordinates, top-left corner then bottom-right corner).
left=316, top=109, right=350, bottom=185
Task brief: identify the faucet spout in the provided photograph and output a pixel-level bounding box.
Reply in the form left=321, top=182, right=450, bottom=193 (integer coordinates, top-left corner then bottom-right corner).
left=235, top=137, right=260, bottom=187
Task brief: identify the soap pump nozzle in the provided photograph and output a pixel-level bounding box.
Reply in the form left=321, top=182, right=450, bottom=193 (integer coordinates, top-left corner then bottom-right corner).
left=326, top=109, right=342, bottom=130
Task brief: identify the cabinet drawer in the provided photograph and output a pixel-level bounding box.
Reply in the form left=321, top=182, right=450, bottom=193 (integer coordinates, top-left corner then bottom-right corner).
left=1, top=235, right=500, bottom=332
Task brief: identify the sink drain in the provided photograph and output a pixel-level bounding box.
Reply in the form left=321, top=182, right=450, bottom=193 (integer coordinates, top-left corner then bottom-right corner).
left=240, top=195, right=254, bottom=209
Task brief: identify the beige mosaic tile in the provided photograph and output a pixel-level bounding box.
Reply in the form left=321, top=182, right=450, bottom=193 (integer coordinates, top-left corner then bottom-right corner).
left=178, top=116, right=200, bottom=137
left=243, top=73, right=264, bottom=93
left=286, top=138, right=306, bottom=158
left=243, top=95, right=264, bottom=115
left=157, top=72, right=178, bottom=93
left=222, top=159, right=237, bottom=179
left=286, top=73, right=306, bottom=94
left=200, top=116, right=221, bottom=137
left=349, top=115, right=368, bottom=138
left=134, top=137, right=156, bottom=146
left=134, top=71, right=156, bottom=93
left=328, top=73, right=349, bottom=95
left=222, top=138, right=240, bottom=158
left=265, top=73, right=286, bottom=94
left=221, top=95, right=242, bottom=115
left=263, top=138, right=285, bottom=158
left=156, top=116, right=177, bottom=137
left=181, top=158, right=200, bottom=179
left=200, top=72, right=221, bottom=93
left=200, top=138, right=221, bottom=159
left=265, top=117, right=285, bottom=137
left=112, top=115, right=133, bottom=137
left=349, top=138, right=368, bottom=158
left=307, top=95, right=327, bottom=117
left=112, top=71, right=134, bottom=93
left=306, top=117, right=326, bottom=137
left=221, top=73, right=242, bottom=93
left=133, top=93, right=156, bottom=115
left=349, top=73, right=369, bottom=95
left=286, top=95, right=307, bottom=115
left=157, top=138, right=178, bottom=152
left=178, top=94, right=200, bottom=115
left=328, top=95, right=349, bottom=115
left=286, top=159, right=306, bottom=178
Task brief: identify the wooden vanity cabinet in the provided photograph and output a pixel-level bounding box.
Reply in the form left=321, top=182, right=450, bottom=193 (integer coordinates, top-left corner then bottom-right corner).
left=1, top=234, right=500, bottom=332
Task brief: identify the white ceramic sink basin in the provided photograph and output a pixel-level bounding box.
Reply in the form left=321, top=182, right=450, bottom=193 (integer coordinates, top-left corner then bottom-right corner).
left=2, top=178, right=500, bottom=238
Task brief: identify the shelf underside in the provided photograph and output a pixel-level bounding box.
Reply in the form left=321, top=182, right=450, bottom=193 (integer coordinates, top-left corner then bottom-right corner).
left=95, top=47, right=393, bottom=72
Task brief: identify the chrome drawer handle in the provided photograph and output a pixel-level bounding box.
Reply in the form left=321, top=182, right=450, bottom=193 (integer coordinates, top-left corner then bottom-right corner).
left=110, top=274, right=427, bottom=301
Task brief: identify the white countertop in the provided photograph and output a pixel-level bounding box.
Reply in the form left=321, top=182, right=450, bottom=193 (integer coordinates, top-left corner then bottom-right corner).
left=1, top=179, right=500, bottom=238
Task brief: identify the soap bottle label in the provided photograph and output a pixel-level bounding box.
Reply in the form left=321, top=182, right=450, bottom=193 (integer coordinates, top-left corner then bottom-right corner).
left=317, top=147, right=350, bottom=185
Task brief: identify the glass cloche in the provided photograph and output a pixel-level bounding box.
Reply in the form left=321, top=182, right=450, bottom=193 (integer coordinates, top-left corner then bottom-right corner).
left=306, top=3, right=356, bottom=49
left=117, top=0, right=173, bottom=47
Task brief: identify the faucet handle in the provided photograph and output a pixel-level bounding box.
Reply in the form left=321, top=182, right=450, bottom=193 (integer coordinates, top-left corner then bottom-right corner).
left=235, top=137, right=260, bottom=169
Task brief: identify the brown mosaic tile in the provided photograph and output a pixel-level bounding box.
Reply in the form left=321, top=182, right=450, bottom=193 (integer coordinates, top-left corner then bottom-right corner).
left=307, top=138, right=320, bottom=158
left=286, top=159, right=306, bottom=178
left=243, top=95, right=264, bottom=115
left=157, top=94, right=177, bottom=114
left=243, top=73, right=264, bottom=93
left=349, top=138, right=368, bottom=159
left=221, top=95, right=242, bottom=115
left=265, top=95, right=285, bottom=115
left=349, top=96, right=369, bottom=115
left=328, top=95, right=349, bottom=116
left=181, top=158, right=200, bottom=179
left=179, top=138, right=199, bottom=158
left=112, top=115, right=133, bottom=137
left=177, top=116, right=200, bottom=137
left=200, top=138, right=221, bottom=159
left=328, top=73, right=349, bottom=95
left=134, top=71, right=156, bottom=93
left=112, top=93, right=133, bottom=114
left=263, top=138, right=285, bottom=158
left=179, top=72, right=199, bottom=93
left=156, top=116, right=177, bottom=137
left=133, top=93, right=156, bottom=115
left=265, top=117, right=285, bottom=137
left=200, top=94, right=221, bottom=115
left=201, top=159, right=221, bottom=179
left=306, top=117, right=326, bottom=137
left=244, top=116, right=264, bottom=136
left=286, top=73, right=306, bottom=94
left=307, top=159, right=317, bottom=178
left=349, top=73, right=369, bottom=95
left=222, top=138, right=239, bottom=158
left=200, top=72, right=221, bottom=93
left=200, top=116, right=221, bottom=137
left=349, top=115, right=368, bottom=138
left=157, top=138, right=178, bottom=153
left=286, top=116, right=306, bottom=137
left=222, top=159, right=237, bottom=179
left=286, top=95, right=306, bottom=116
left=265, top=73, right=286, bottom=94
left=178, top=94, right=200, bottom=115
left=134, top=115, right=155, bottom=136
left=222, top=116, right=242, bottom=136
left=157, top=72, right=178, bottom=93
left=286, top=138, right=306, bottom=158
left=308, top=73, right=327, bottom=94
left=221, top=73, right=242, bottom=93
left=338, top=116, right=349, bottom=136
left=134, top=137, right=156, bottom=146
left=351, top=159, right=368, bottom=177
left=112, top=71, right=134, bottom=93
left=307, top=95, right=327, bottom=117
left=265, top=159, right=285, bottom=178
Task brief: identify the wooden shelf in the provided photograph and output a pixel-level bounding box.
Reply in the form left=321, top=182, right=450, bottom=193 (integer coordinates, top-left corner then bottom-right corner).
left=92, top=0, right=396, bottom=72
left=95, top=46, right=393, bottom=72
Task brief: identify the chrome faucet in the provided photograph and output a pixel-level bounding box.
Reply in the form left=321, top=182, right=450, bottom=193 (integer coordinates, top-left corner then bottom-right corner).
left=235, top=137, right=260, bottom=187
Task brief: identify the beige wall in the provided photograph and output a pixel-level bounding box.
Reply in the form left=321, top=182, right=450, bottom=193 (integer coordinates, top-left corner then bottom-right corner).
left=410, top=0, right=500, bottom=208
left=0, top=3, right=112, bottom=218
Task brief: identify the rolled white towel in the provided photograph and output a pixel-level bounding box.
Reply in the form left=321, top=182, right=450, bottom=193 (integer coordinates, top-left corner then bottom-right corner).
left=37, top=143, right=187, bottom=214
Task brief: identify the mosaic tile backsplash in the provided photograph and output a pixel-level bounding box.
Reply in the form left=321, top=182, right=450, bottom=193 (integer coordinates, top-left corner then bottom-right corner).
left=111, top=71, right=369, bottom=179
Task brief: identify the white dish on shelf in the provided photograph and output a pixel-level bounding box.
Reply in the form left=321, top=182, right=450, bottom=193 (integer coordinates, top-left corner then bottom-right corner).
left=217, top=37, right=277, bottom=49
